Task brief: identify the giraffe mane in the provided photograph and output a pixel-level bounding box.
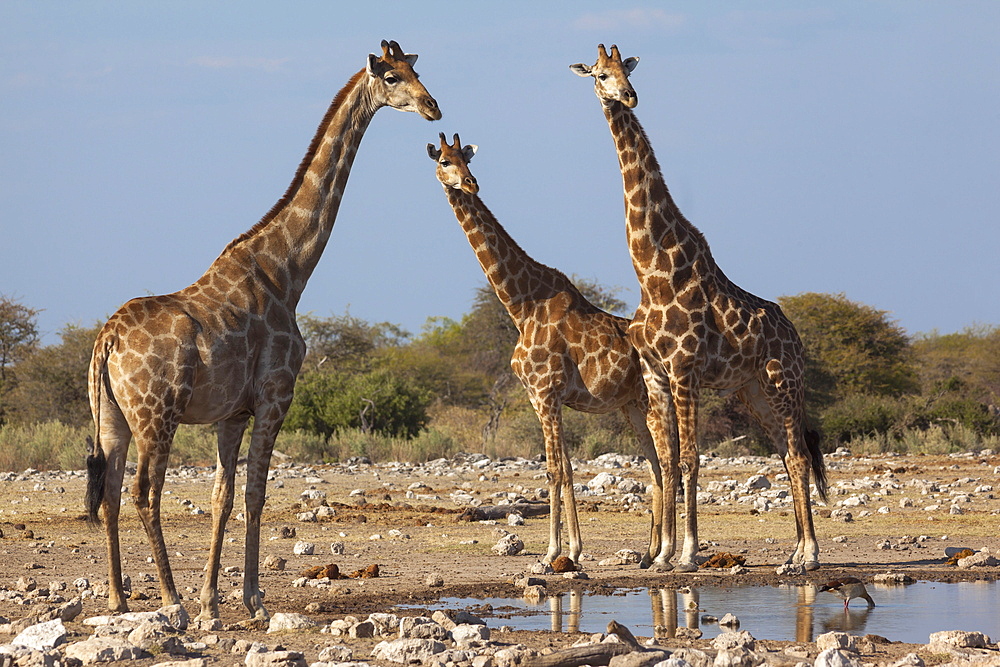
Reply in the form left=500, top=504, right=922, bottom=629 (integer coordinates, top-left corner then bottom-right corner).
left=224, top=68, right=367, bottom=252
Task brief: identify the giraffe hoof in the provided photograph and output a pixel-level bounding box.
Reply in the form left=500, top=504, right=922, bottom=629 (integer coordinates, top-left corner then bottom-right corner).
left=675, top=561, right=698, bottom=573
left=804, top=560, right=821, bottom=571
left=651, top=561, right=673, bottom=573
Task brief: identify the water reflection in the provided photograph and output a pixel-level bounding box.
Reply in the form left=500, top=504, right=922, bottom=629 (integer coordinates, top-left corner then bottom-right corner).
left=522, top=582, right=916, bottom=641
left=423, top=580, right=999, bottom=644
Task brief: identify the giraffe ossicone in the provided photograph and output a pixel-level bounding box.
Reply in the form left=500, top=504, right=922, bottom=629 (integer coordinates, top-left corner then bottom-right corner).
left=85, top=40, right=440, bottom=623
left=429, top=131, right=672, bottom=567
left=573, top=43, right=828, bottom=572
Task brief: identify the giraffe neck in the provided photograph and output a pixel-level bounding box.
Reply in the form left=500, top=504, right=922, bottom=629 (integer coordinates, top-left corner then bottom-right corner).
left=201, top=69, right=378, bottom=310
left=602, top=99, right=715, bottom=292
left=445, top=188, right=577, bottom=328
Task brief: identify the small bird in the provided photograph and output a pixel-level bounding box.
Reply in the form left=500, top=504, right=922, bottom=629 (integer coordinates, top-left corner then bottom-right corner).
left=819, top=577, right=876, bottom=610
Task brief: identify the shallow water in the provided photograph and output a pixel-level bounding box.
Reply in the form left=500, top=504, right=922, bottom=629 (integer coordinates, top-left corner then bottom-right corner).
left=416, top=581, right=999, bottom=644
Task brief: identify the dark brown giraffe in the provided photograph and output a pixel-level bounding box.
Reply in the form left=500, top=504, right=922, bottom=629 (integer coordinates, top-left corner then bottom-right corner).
left=85, top=40, right=440, bottom=623
left=427, top=133, right=672, bottom=566
left=571, top=45, right=827, bottom=571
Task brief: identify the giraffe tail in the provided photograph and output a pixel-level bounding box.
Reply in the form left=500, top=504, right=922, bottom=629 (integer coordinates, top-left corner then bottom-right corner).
left=85, top=339, right=113, bottom=527
left=805, top=427, right=828, bottom=503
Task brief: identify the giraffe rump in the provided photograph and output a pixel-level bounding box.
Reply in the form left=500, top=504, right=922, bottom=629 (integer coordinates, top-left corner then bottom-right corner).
left=805, top=427, right=828, bottom=503
left=85, top=435, right=106, bottom=526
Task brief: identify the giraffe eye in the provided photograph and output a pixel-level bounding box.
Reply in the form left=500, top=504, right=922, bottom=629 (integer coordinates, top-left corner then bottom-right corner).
left=439, top=160, right=450, bottom=167
left=598, top=74, right=608, bottom=81
left=384, top=74, right=399, bottom=85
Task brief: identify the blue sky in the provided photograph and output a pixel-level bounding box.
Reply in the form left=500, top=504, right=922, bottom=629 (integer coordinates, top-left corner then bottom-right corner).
left=2, top=2, right=998, bottom=345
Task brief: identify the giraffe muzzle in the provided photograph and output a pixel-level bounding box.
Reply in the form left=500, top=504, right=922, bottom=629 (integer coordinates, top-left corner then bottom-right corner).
left=421, top=96, right=442, bottom=121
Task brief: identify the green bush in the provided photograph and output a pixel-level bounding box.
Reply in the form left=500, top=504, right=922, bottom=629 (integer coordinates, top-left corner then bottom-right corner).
left=285, top=368, right=431, bottom=440
left=0, top=421, right=88, bottom=470
left=820, top=394, right=909, bottom=443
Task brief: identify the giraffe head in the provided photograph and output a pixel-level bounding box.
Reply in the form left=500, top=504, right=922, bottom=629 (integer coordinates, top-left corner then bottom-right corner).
left=569, top=44, right=639, bottom=108
left=367, top=39, right=441, bottom=121
left=427, top=132, right=479, bottom=194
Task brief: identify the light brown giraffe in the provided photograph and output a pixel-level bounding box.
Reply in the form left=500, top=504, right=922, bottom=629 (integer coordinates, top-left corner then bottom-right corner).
left=84, top=40, right=440, bottom=622
left=571, top=45, right=827, bottom=571
left=427, top=132, right=672, bottom=566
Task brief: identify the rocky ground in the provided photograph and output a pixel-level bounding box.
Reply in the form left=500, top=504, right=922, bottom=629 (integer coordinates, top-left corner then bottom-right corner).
left=0, top=447, right=998, bottom=666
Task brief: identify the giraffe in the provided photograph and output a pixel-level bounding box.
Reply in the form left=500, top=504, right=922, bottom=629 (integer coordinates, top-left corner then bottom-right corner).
left=84, top=40, right=440, bottom=623
left=571, top=45, right=827, bottom=571
left=427, top=132, right=673, bottom=566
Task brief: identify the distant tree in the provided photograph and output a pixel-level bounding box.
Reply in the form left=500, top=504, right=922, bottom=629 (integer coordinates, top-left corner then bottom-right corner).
left=0, top=296, right=41, bottom=425
left=912, top=325, right=1000, bottom=407
left=284, top=367, right=430, bottom=440
left=570, top=275, right=633, bottom=317
left=297, top=310, right=409, bottom=374
left=778, top=292, right=919, bottom=408
left=5, top=322, right=99, bottom=427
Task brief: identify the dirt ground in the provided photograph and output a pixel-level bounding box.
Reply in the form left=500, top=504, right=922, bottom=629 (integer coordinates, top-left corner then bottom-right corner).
left=1, top=449, right=998, bottom=665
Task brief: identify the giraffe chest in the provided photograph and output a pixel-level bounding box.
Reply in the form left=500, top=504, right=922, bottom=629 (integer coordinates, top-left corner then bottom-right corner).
left=510, top=318, right=642, bottom=413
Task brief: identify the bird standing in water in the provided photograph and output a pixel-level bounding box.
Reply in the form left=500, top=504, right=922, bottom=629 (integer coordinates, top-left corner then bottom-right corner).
left=819, top=577, right=876, bottom=610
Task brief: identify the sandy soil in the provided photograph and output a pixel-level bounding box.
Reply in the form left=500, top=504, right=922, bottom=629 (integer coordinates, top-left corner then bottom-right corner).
left=1, top=449, right=998, bottom=665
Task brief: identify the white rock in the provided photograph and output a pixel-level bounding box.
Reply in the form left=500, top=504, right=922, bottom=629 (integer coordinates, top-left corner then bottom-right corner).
left=712, top=630, right=753, bottom=650
left=367, top=613, right=400, bottom=637
left=492, top=534, right=524, bottom=556
left=244, top=649, right=307, bottom=667
left=292, top=541, right=315, bottom=555
left=316, top=645, right=352, bottom=662
left=814, top=648, right=862, bottom=667
left=587, top=472, right=620, bottom=493
left=64, top=637, right=149, bottom=664
left=371, top=638, right=446, bottom=663
left=718, top=613, right=740, bottom=628
left=451, top=623, right=491, bottom=645
left=816, top=631, right=858, bottom=652
left=398, top=616, right=447, bottom=641
left=928, top=630, right=990, bottom=648
left=267, top=612, right=317, bottom=633
left=11, top=618, right=67, bottom=650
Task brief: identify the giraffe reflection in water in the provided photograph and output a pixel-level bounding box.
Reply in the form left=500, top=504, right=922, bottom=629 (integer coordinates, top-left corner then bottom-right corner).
left=539, top=585, right=873, bottom=642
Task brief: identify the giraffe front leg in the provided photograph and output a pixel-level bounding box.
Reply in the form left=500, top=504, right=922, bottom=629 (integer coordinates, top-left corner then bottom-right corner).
left=240, top=412, right=285, bottom=624
left=641, top=359, right=678, bottom=571
left=538, top=407, right=566, bottom=565
left=197, top=419, right=245, bottom=621
left=673, top=383, right=700, bottom=573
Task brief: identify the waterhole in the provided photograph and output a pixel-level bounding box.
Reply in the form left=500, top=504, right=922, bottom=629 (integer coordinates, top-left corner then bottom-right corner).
left=413, top=580, right=999, bottom=644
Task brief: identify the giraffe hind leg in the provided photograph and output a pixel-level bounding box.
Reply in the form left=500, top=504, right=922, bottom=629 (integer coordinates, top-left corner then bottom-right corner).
left=738, top=378, right=820, bottom=570
left=91, top=403, right=132, bottom=613
left=197, top=418, right=246, bottom=621
left=132, top=429, right=182, bottom=608
left=623, top=404, right=663, bottom=569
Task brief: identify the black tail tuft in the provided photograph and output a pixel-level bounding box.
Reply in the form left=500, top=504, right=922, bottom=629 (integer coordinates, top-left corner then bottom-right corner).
left=805, top=428, right=828, bottom=503
left=85, top=436, right=107, bottom=526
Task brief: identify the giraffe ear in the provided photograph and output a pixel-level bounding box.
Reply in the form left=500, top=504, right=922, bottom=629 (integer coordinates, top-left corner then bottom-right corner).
left=366, top=53, right=383, bottom=76
left=462, top=144, right=478, bottom=162
left=403, top=53, right=418, bottom=66
left=427, top=144, right=441, bottom=160
left=569, top=63, right=593, bottom=77
left=623, top=56, right=639, bottom=73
